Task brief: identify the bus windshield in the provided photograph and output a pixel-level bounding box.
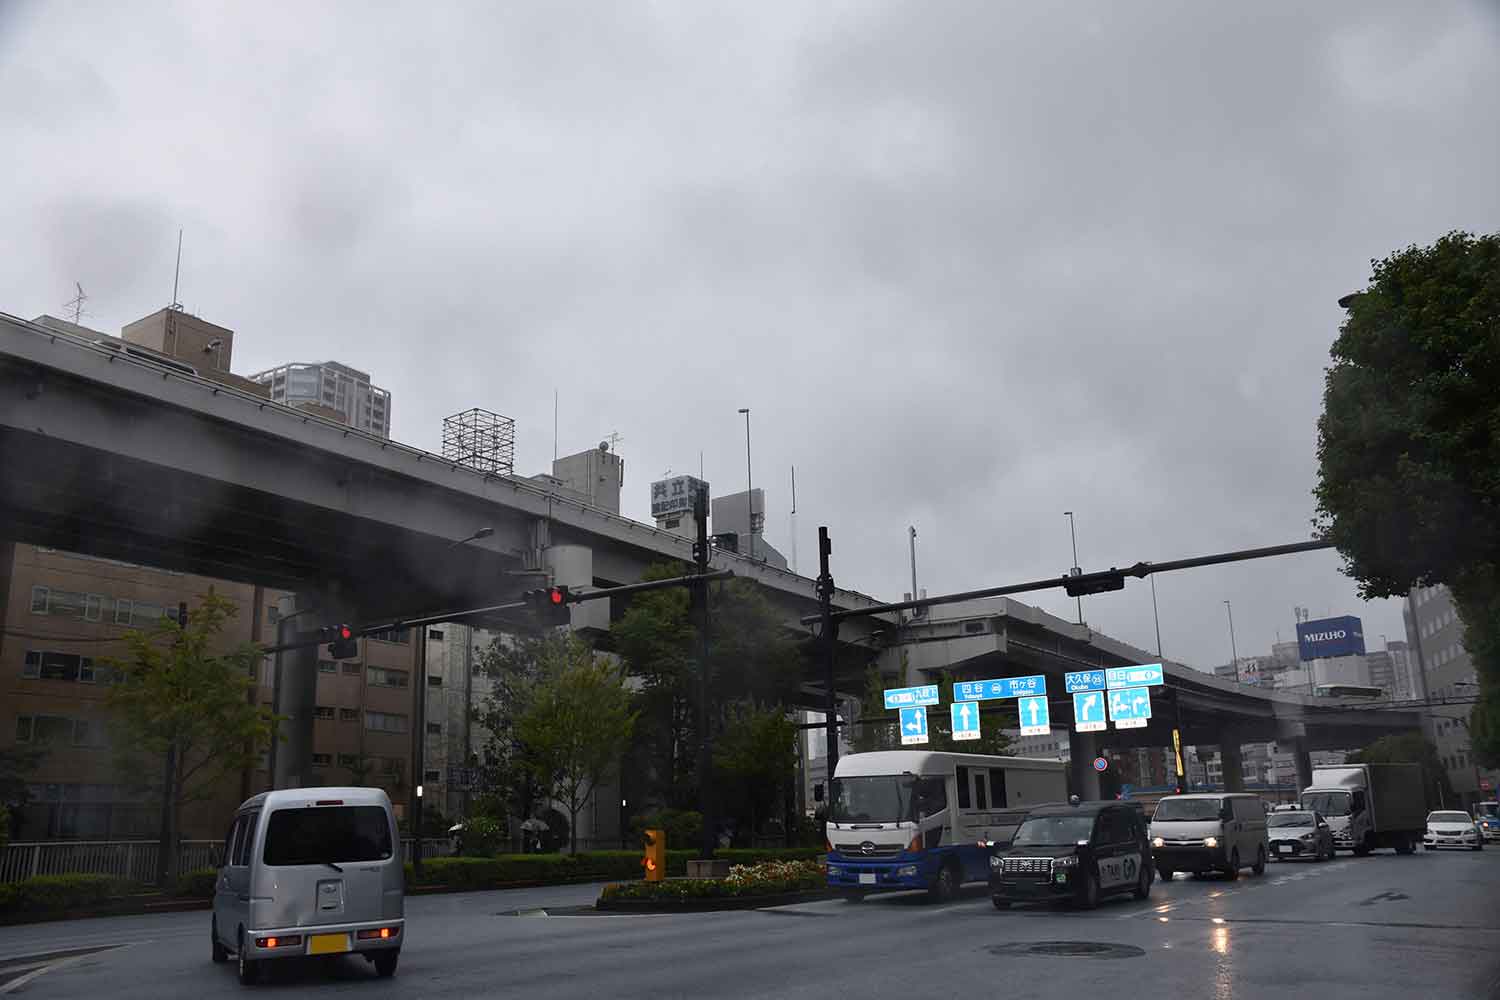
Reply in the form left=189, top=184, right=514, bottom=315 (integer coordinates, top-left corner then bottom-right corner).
left=830, top=775, right=945, bottom=824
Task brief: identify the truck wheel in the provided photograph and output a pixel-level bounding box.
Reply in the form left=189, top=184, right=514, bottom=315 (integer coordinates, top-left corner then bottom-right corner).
left=1222, top=849, right=1240, bottom=880
left=1394, top=838, right=1416, bottom=856
left=1252, top=846, right=1267, bottom=876
left=929, top=861, right=960, bottom=903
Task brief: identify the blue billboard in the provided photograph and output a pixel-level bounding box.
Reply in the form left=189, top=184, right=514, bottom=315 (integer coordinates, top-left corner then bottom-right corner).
left=1296, top=615, right=1365, bottom=661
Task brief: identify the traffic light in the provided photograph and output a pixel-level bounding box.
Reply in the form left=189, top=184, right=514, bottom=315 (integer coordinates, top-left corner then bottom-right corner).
left=326, top=624, right=358, bottom=660
left=523, top=587, right=571, bottom=627
left=1063, top=569, right=1126, bottom=598
left=640, top=827, right=665, bottom=882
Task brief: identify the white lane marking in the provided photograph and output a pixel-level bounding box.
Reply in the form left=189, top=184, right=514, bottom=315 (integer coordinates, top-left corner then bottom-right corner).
left=0, top=948, right=119, bottom=995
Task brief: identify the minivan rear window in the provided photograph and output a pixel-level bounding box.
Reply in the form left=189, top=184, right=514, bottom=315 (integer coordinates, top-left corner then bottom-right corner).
left=262, top=806, right=392, bottom=866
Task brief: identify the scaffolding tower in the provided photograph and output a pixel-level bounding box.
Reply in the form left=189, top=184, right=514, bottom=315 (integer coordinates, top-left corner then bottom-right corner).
left=442, top=407, right=515, bottom=476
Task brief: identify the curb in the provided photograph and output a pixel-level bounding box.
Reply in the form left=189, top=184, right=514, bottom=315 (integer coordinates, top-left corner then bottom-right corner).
left=0, top=897, right=210, bottom=927
left=594, top=889, right=835, bottom=913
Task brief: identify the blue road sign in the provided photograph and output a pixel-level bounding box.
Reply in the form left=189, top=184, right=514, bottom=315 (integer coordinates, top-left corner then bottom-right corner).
left=950, top=701, right=981, bottom=741
left=1073, top=690, right=1107, bottom=733
left=899, top=706, right=929, bottom=745
left=1108, top=686, right=1154, bottom=729
left=953, top=675, right=1047, bottom=702
left=1018, top=695, right=1050, bottom=736
left=883, top=684, right=940, bottom=710
left=1065, top=669, right=1107, bottom=693
left=1105, top=663, right=1164, bottom=690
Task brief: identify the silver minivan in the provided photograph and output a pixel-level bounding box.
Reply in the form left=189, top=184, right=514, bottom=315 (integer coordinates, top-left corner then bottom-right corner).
left=212, top=787, right=405, bottom=985
left=1148, top=793, right=1269, bottom=880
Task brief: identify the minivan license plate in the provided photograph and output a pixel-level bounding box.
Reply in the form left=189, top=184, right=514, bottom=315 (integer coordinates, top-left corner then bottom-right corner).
left=859, top=873, right=876, bottom=885
left=308, top=933, right=350, bottom=955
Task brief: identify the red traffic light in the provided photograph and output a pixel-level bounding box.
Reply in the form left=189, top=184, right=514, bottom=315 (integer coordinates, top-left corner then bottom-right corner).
left=548, top=588, right=565, bottom=605
left=338, top=625, right=353, bottom=640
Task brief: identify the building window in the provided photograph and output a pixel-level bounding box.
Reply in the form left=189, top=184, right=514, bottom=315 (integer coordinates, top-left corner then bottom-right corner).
left=426, top=722, right=442, bottom=735
left=424, top=769, right=441, bottom=782
left=342, top=662, right=361, bottom=675
left=318, top=660, right=337, bottom=674
left=340, top=708, right=359, bottom=722
left=428, top=675, right=443, bottom=687
left=15, top=716, right=33, bottom=742
left=311, top=754, right=332, bottom=768
left=22, top=651, right=41, bottom=678
left=267, top=605, right=280, bottom=625
left=366, top=711, right=409, bottom=734
left=368, top=627, right=410, bottom=645
left=84, top=594, right=104, bottom=622
left=314, top=706, right=335, bottom=721
left=428, top=629, right=444, bottom=641
left=338, top=753, right=359, bottom=767
left=30, top=586, right=49, bottom=613
left=381, top=757, right=400, bottom=775
left=368, top=667, right=409, bottom=688
left=114, top=599, right=134, bottom=625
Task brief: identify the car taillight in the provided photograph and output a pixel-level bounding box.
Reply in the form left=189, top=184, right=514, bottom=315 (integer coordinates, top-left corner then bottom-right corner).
left=255, top=935, right=301, bottom=948
left=356, top=927, right=400, bottom=940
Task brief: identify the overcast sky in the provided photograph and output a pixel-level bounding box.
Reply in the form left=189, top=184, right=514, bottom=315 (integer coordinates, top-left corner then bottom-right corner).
left=3, top=1, right=1497, bottom=672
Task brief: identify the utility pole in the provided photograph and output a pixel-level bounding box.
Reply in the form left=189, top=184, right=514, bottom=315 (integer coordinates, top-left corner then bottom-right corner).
left=1150, top=575, right=1164, bottom=658
left=908, top=526, right=918, bottom=615
left=817, top=527, right=838, bottom=777
left=1064, top=511, right=1083, bottom=625
left=1224, top=600, right=1240, bottom=682
left=693, top=484, right=717, bottom=858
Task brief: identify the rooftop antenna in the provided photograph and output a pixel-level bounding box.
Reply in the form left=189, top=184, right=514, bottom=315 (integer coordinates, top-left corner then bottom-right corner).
left=553, top=388, right=559, bottom=463
left=170, top=228, right=183, bottom=310
left=63, top=282, right=89, bottom=325
left=606, top=431, right=624, bottom=451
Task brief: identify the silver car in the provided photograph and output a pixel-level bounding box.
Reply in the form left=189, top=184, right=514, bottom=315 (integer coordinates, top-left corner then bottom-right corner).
left=212, top=787, right=405, bottom=985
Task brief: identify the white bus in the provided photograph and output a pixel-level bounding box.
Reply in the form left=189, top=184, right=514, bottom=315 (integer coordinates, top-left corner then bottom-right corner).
left=825, top=750, right=1068, bottom=901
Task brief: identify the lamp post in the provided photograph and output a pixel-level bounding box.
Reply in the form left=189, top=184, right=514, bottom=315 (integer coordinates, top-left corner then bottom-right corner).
left=737, top=408, right=755, bottom=561
left=1063, top=511, right=1082, bottom=625
left=1224, top=600, right=1240, bottom=682
left=1150, top=575, right=1164, bottom=658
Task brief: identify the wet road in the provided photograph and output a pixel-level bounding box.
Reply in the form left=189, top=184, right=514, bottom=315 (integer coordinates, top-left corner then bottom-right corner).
left=4, top=848, right=1498, bottom=999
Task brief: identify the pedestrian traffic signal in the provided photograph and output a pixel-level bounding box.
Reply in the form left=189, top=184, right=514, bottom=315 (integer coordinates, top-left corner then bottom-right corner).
left=641, top=828, right=665, bottom=882
left=524, top=586, right=571, bottom=626
left=326, top=624, right=358, bottom=660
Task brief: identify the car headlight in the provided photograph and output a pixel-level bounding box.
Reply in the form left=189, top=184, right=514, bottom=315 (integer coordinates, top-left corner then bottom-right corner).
left=1053, top=855, right=1079, bottom=869
left=989, top=855, right=1001, bottom=869
left=896, top=865, right=918, bottom=878
left=1203, top=836, right=1218, bottom=848
left=1299, top=833, right=1316, bottom=842
left=1152, top=837, right=1164, bottom=848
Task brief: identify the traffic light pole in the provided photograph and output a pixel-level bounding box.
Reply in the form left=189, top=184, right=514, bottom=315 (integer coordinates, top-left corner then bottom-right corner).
left=694, top=485, right=717, bottom=859
left=817, top=527, right=838, bottom=782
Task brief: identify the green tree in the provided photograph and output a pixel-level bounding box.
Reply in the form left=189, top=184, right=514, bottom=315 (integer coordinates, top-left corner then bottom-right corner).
left=103, top=593, right=273, bottom=884
left=713, top=704, right=798, bottom=841
left=1347, top=732, right=1455, bottom=811
left=1313, top=231, right=1500, bottom=765
left=472, top=632, right=560, bottom=830
left=612, top=563, right=804, bottom=808
left=516, top=635, right=637, bottom=854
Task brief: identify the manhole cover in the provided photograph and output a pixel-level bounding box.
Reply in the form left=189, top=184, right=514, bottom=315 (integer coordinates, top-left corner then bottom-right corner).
left=987, top=941, right=1145, bottom=960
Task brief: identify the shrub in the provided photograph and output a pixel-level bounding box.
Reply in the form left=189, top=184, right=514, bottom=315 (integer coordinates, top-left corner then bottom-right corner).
left=459, top=815, right=506, bottom=857
left=404, top=847, right=821, bottom=890
left=173, top=868, right=218, bottom=899
left=599, top=859, right=825, bottom=902
left=630, top=809, right=702, bottom=848
left=0, top=874, right=139, bottom=915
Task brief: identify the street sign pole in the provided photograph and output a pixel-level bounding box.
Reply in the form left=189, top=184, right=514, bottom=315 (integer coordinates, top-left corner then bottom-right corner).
left=694, top=485, right=716, bottom=860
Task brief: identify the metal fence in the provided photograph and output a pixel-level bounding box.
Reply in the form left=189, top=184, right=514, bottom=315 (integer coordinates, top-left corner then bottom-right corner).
left=1, top=838, right=451, bottom=884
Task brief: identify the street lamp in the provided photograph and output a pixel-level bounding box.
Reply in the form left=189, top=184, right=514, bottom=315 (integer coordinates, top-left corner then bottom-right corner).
left=1150, top=575, right=1164, bottom=658
left=1063, top=511, right=1082, bottom=625
left=446, top=526, right=494, bottom=549
left=738, top=408, right=755, bottom=561
left=1223, top=601, right=1240, bottom=683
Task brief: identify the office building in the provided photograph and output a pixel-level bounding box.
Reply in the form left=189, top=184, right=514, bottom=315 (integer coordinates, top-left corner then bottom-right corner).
left=249, top=361, right=391, bottom=438
left=711, top=489, right=789, bottom=569
left=1405, top=585, right=1497, bottom=807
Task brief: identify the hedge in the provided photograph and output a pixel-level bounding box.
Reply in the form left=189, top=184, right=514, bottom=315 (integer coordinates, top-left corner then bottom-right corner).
left=0, top=874, right=140, bottom=915
left=405, top=847, right=823, bottom=889
left=599, top=859, right=825, bottom=902
left=173, top=868, right=218, bottom=899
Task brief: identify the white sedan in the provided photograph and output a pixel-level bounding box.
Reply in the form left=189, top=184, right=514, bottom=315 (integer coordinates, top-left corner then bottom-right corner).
left=1424, top=810, right=1484, bottom=851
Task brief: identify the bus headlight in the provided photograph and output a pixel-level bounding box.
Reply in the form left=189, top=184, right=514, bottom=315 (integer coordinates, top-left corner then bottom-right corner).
left=896, top=865, right=918, bottom=878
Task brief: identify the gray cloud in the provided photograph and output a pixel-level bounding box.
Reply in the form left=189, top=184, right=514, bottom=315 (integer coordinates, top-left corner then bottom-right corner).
left=2, top=0, right=1497, bottom=670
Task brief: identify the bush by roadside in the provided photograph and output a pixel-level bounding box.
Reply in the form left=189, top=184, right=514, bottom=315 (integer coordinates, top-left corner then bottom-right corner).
left=403, top=847, right=823, bottom=890
left=598, top=859, right=825, bottom=903
left=173, top=867, right=218, bottom=899
left=0, top=873, right=140, bottom=915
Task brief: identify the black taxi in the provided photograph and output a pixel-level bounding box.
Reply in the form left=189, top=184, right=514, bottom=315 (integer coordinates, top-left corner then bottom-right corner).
left=989, top=800, right=1154, bottom=909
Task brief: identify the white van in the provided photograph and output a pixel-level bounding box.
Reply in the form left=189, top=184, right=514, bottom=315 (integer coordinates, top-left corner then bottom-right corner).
left=1148, top=793, right=1269, bottom=880
left=211, top=787, right=405, bottom=985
